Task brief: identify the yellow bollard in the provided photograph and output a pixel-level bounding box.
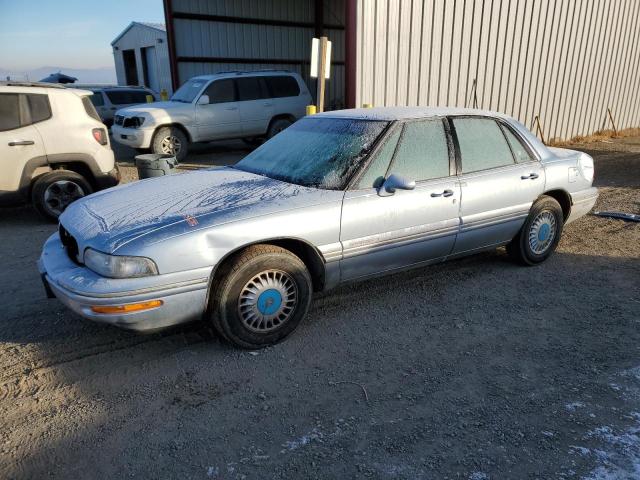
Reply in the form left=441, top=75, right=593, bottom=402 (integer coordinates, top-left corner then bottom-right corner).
left=306, top=105, right=317, bottom=115
left=146, top=94, right=154, bottom=103
left=362, top=103, right=373, bottom=108
left=160, top=89, right=168, bottom=101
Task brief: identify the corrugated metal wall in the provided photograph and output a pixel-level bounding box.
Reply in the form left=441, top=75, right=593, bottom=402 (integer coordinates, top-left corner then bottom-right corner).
left=112, top=24, right=173, bottom=94
left=169, top=0, right=346, bottom=108
left=356, top=0, right=640, bottom=141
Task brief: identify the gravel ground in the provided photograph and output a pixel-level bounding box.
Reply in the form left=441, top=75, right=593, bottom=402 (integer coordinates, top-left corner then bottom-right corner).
left=0, top=138, right=638, bottom=479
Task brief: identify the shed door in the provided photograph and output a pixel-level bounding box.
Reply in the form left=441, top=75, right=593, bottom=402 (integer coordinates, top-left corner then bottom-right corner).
left=143, top=46, right=159, bottom=92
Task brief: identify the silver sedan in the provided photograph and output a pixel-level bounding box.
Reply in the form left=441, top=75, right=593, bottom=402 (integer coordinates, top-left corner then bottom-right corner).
left=38, top=107, right=598, bottom=348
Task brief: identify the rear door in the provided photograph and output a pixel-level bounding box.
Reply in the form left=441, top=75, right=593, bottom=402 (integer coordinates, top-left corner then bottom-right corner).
left=0, top=92, right=46, bottom=192
left=195, top=79, right=241, bottom=140
left=450, top=117, right=544, bottom=254
left=266, top=75, right=305, bottom=119
left=340, top=119, right=460, bottom=281
left=236, top=76, right=274, bottom=136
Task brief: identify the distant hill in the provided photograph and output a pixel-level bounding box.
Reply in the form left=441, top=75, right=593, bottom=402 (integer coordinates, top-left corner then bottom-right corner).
left=0, top=66, right=117, bottom=84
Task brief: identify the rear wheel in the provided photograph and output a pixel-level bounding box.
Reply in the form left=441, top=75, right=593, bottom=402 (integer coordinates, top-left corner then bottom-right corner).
left=151, top=126, right=188, bottom=161
left=31, top=170, right=92, bottom=221
left=209, top=245, right=312, bottom=349
left=266, top=118, right=292, bottom=139
left=507, top=195, right=564, bottom=265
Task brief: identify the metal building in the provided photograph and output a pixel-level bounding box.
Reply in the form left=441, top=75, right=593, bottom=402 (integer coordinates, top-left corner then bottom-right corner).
left=112, top=22, right=173, bottom=95
left=164, top=0, right=640, bottom=141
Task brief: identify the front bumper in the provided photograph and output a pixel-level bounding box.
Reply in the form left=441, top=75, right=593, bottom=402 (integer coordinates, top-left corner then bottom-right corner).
left=38, top=233, right=210, bottom=332
left=111, top=125, right=155, bottom=149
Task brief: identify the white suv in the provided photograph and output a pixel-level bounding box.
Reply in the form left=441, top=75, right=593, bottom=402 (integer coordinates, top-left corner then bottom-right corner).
left=111, top=70, right=312, bottom=160
left=0, top=82, right=119, bottom=219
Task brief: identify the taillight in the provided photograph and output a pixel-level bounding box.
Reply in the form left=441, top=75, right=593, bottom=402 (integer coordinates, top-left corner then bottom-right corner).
left=92, top=128, right=108, bottom=145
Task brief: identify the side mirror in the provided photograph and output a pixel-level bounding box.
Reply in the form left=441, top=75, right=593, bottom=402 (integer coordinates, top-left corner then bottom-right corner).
left=378, top=173, right=416, bottom=197
left=197, top=94, right=210, bottom=105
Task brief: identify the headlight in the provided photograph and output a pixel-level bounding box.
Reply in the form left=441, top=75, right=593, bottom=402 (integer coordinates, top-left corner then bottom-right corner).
left=578, top=153, right=594, bottom=183
left=84, top=248, right=158, bottom=278
left=124, top=116, right=147, bottom=128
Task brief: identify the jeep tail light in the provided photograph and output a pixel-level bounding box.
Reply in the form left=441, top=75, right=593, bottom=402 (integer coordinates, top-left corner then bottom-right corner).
left=92, top=128, right=108, bottom=145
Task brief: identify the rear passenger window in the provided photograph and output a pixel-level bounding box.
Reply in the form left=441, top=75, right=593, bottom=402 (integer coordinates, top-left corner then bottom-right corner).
left=82, top=96, right=101, bottom=121
left=501, top=125, right=534, bottom=163
left=390, top=120, right=450, bottom=181
left=357, top=128, right=400, bottom=189
left=105, top=90, right=149, bottom=105
left=237, top=77, right=269, bottom=101
left=0, top=93, right=21, bottom=131
left=206, top=80, right=236, bottom=104
left=266, top=76, right=300, bottom=98
left=26, top=94, right=52, bottom=124
left=453, top=118, right=515, bottom=173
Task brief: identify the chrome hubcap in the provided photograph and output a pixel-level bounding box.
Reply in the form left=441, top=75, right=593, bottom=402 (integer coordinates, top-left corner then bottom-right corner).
left=238, top=270, right=298, bottom=333
left=160, top=135, right=182, bottom=155
left=529, top=210, right=557, bottom=254
left=43, top=180, right=85, bottom=216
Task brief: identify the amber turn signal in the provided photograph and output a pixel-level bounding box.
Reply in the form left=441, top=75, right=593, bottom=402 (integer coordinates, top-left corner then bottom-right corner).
left=90, top=300, right=163, bottom=314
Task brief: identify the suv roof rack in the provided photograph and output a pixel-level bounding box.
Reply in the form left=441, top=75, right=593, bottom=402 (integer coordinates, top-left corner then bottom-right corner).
left=214, top=69, right=293, bottom=75
left=0, top=81, right=66, bottom=89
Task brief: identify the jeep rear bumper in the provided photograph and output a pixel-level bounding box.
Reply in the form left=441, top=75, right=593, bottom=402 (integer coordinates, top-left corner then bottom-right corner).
left=95, top=166, right=120, bottom=190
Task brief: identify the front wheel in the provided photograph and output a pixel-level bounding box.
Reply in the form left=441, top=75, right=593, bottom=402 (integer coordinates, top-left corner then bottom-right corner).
left=209, top=245, right=312, bottom=349
left=151, top=126, right=188, bottom=161
left=507, top=195, right=564, bottom=265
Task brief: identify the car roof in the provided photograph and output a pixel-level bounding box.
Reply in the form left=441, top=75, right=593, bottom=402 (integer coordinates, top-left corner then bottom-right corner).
left=313, top=106, right=512, bottom=121
left=0, top=81, right=66, bottom=89
left=189, top=70, right=297, bottom=81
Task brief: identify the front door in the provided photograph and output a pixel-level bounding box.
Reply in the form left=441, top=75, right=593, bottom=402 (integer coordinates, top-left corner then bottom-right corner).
left=195, top=79, right=240, bottom=141
left=0, top=93, right=45, bottom=192
left=449, top=117, right=545, bottom=254
left=340, top=119, right=460, bottom=281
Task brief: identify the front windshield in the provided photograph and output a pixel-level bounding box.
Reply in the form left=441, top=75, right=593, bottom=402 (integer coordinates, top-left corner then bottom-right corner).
left=170, top=78, right=207, bottom=103
left=234, top=117, right=389, bottom=190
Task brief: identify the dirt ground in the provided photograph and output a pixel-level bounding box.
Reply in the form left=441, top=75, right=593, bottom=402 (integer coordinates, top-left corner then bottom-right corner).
left=0, top=137, right=638, bottom=479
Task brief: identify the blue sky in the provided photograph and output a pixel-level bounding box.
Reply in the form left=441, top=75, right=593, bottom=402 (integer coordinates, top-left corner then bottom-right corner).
left=0, top=0, right=164, bottom=70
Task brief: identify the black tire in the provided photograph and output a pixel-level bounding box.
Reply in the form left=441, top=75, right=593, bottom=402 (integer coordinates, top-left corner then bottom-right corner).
left=151, top=126, right=188, bottom=161
left=507, top=195, right=564, bottom=265
left=209, top=245, right=313, bottom=349
left=31, top=170, right=93, bottom=221
left=266, top=118, right=292, bottom=139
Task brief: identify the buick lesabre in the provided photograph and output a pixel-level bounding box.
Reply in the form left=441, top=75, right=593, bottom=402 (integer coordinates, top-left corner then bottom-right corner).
left=38, top=107, right=598, bottom=348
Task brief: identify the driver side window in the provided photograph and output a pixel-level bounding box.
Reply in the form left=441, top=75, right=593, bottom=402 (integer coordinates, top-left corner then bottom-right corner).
left=205, top=79, right=236, bottom=104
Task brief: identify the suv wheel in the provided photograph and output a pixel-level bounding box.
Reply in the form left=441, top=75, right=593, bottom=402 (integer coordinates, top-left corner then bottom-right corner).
left=32, top=170, right=92, bottom=221
left=267, top=118, right=292, bottom=139
left=152, top=126, right=188, bottom=161
left=209, top=245, right=312, bottom=349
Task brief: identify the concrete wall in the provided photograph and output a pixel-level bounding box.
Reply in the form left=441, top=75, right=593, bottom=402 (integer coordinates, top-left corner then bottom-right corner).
left=356, top=0, right=640, bottom=141
left=112, top=24, right=173, bottom=94
left=168, top=0, right=345, bottom=108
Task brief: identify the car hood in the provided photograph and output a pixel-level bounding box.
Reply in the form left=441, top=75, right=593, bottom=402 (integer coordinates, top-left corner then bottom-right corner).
left=59, top=168, right=342, bottom=254
left=117, top=101, right=189, bottom=117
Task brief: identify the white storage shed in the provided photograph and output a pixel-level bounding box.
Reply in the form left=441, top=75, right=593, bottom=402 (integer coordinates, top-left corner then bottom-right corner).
left=111, top=22, right=173, bottom=95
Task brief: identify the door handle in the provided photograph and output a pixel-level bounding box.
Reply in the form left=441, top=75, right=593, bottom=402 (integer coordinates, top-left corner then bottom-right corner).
left=264, top=102, right=273, bottom=107
left=8, top=140, right=34, bottom=146
left=431, top=189, right=454, bottom=197
left=521, top=173, right=539, bottom=180
left=225, top=106, right=238, bottom=111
